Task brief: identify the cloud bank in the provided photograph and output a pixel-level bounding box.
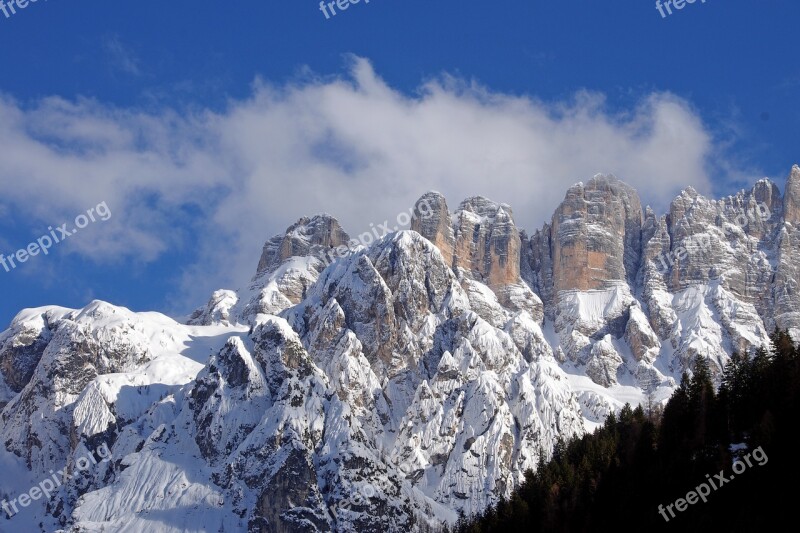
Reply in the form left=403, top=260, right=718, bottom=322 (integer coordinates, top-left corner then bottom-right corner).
left=0, top=57, right=745, bottom=313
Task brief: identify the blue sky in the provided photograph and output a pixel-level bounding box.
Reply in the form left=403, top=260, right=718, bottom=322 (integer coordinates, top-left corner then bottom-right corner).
left=0, top=0, right=798, bottom=326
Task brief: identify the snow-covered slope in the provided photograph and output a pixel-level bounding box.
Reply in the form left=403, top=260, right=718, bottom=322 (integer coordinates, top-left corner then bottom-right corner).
left=2, top=166, right=799, bottom=532
left=0, top=302, right=248, bottom=532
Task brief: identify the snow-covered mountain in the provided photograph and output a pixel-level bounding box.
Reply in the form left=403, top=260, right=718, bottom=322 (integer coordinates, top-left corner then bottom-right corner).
left=2, top=166, right=799, bottom=532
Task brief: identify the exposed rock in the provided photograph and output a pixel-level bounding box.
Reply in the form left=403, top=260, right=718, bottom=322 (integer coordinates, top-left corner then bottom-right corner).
left=411, top=191, right=455, bottom=266
left=452, top=197, right=521, bottom=289
left=783, top=164, right=800, bottom=224
left=187, top=289, right=238, bottom=326
left=232, top=215, right=353, bottom=324
left=550, top=175, right=643, bottom=294
left=774, top=167, right=800, bottom=338
left=256, top=215, right=350, bottom=274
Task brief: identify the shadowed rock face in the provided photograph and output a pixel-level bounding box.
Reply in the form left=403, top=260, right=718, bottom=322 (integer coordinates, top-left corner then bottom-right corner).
left=0, top=320, right=51, bottom=394
left=521, top=224, right=555, bottom=316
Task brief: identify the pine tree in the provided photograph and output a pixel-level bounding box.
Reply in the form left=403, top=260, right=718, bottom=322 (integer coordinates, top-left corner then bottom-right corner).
left=659, top=370, right=690, bottom=457
left=690, top=356, right=716, bottom=439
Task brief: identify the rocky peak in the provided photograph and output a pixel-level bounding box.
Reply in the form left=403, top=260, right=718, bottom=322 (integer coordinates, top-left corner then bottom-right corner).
left=457, top=196, right=515, bottom=220
left=550, top=174, right=643, bottom=293
left=256, top=214, right=350, bottom=275
left=409, top=192, right=540, bottom=317
left=752, top=178, right=781, bottom=209
left=411, top=191, right=456, bottom=265
left=219, top=215, right=353, bottom=323
left=659, top=180, right=781, bottom=294
left=187, top=289, right=238, bottom=326
left=784, top=164, right=800, bottom=224
left=452, top=196, right=522, bottom=289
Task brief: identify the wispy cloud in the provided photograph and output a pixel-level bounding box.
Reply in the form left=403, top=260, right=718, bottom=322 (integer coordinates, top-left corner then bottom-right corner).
left=103, top=35, right=141, bottom=76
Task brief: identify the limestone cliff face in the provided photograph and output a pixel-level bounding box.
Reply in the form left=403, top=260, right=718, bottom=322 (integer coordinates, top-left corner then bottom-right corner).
left=486, top=206, right=522, bottom=290
left=411, top=193, right=523, bottom=289
left=549, top=175, right=643, bottom=295
left=519, top=175, right=643, bottom=333
left=411, top=193, right=543, bottom=319
left=652, top=181, right=779, bottom=293
left=451, top=197, right=521, bottom=288
left=774, top=166, right=800, bottom=337
left=411, top=191, right=455, bottom=266
left=516, top=170, right=800, bottom=386
left=783, top=165, right=800, bottom=224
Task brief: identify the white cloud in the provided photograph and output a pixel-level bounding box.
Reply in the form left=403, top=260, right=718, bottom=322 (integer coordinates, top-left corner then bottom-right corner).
left=0, top=57, right=754, bottom=313
left=103, top=35, right=142, bottom=76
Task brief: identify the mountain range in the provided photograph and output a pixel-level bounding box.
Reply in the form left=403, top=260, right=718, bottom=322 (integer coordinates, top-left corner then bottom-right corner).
left=2, top=165, right=799, bottom=532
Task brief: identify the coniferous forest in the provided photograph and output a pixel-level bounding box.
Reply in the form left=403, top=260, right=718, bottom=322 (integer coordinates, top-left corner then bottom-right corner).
left=452, top=329, right=800, bottom=533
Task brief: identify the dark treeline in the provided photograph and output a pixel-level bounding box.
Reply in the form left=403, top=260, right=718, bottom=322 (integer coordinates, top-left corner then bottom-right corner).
left=451, top=329, right=800, bottom=532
